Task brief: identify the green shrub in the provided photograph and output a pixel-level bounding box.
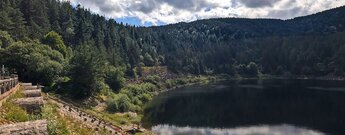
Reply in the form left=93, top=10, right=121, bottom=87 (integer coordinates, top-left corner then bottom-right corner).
left=139, top=93, right=152, bottom=104
left=118, top=95, right=132, bottom=112
left=165, top=79, right=176, bottom=89
left=121, top=83, right=157, bottom=97
left=105, top=66, right=125, bottom=91
left=132, top=97, right=143, bottom=106
left=143, top=75, right=160, bottom=85
left=42, top=104, right=69, bottom=135
left=176, top=78, right=188, bottom=85
left=106, top=94, right=134, bottom=113
left=106, top=98, right=119, bottom=113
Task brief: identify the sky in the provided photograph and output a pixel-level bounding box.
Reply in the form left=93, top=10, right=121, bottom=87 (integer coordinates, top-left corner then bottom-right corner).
left=66, top=0, right=345, bottom=26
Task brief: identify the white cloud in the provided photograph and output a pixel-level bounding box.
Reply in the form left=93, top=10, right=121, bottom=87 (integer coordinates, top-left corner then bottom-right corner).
left=66, top=0, right=345, bottom=25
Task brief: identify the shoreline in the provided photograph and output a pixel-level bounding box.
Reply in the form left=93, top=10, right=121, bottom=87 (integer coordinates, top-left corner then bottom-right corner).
left=46, top=74, right=345, bottom=134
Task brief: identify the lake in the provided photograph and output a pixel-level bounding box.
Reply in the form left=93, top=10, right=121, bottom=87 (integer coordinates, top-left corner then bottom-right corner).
left=142, top=79, right=345, bottom=135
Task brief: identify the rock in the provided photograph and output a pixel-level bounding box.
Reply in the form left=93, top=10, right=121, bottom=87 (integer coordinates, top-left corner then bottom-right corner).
left=0, top=120, right=48, bottom=135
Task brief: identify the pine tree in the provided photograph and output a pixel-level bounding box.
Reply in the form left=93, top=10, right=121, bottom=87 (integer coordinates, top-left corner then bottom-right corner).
left=20, top=0, right=51, bottom=39
left=60, top=1, right=75, bottom=45
left=92, top=15, right=106, bottom=50
left=9, top=5, right=27, bottom=40
left=47, top=0, right=61, bottom=33
left=0, top=0, right=14, bottom=32
left=75, top=7, right=94, bottom=45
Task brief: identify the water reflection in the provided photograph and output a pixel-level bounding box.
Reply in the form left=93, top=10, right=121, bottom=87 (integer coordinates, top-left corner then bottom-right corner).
left=143, top=79, right=345, bottom=135
left=152, top=124, right=325, bottom=135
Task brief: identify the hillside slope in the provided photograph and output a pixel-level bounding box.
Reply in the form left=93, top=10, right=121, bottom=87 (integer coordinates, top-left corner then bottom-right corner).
left=141, top=5, right=345, bottom=75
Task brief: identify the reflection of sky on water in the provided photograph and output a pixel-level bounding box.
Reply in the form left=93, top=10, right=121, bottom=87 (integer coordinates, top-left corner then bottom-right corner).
left=307, top=87, right=345, bottom=92
left=152, top=125, right=325, bottom=135
left=144, top=79, right=345, bottom=135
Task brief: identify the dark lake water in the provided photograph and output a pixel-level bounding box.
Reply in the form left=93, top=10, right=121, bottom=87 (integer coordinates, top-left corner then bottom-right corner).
left=142, top=79, right=345, bottom=135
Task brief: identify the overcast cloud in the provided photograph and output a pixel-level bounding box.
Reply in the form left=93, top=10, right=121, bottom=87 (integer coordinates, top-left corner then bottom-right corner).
left=67, top=0, right=345, bottom=25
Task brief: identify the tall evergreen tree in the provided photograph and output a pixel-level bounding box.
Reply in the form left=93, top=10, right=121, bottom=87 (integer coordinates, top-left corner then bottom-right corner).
left=0, top=0, right=14, bottom=32
left=47, top=0, right=61, bottom=33
left=9, top=3, right=27, bottom=40
left=60, top=2, right=75, bottom=45
left=20, top=0, right=51, bottom=39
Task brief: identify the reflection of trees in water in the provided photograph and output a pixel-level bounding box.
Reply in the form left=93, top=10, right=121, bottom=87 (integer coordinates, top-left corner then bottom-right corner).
left=143, top=79, right=345, bottom=135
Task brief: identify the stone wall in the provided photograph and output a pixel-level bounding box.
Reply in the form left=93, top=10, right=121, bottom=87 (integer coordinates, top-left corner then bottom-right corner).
left=48, top=96, right=124, bottom=134
left=0, top=120, right=48, bottom=135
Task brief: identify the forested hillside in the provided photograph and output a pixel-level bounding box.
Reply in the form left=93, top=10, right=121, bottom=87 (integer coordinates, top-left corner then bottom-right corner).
left=144, top=6, right=345, bottom=75
left=1, top=0, right=345, bottom=98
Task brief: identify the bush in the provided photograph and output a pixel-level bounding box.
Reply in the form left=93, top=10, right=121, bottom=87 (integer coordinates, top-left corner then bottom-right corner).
left=117, top=95, right=132, bottom=112
left=176, top=78, right=188, bottom=85
left=132, top=97, right=143, bottom=106
left=105, top=66, right=125, bottom=91
left=106, top=83, right=159, bottom=113
left=121, top=83, right=157, bottom=97
left=106, top=98, right=119, bottom=113
left=165, top=79, right=176, bottom=89
left=143, top=75, right=160, bottom=85
left=106, top=94, right=133, bottom=113
left=42, top=104, right=69, bottom=135
left=139, top=93, right=152, bottom=104
left=246, top=62, right=259, bottom=77
left=236, top=62, right=259, bottom=77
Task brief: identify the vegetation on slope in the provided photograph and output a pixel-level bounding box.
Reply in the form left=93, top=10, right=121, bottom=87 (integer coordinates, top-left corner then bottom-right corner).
left=0, top=87, right=97, bottom=135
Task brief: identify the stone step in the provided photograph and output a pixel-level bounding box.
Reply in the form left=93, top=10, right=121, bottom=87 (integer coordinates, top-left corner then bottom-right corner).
left=22, top=85, right=39, bottom=90
left=13, top=97, right=44, bottom=113
left=22, top=90, right=41, bottom=97
left=23, top=88, right=41, bottom=91
left=20, top=83, right=32, bottom=86
left=0, top=120, right=47, bottom=135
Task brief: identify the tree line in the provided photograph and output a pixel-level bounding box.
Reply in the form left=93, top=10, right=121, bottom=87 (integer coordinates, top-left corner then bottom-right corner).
left=1, top=0, right=345, bottom=98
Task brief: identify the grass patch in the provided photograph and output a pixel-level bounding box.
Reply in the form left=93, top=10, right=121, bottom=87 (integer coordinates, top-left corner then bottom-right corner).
left=85, top=109, right=141, bottom=126
left=43, top=101, right=108, bottom=135
left=42, top=103, right=70, bottom=135
left=3, top=102, right=29, bottom=122
left=2, top=87, right=29, bottom=122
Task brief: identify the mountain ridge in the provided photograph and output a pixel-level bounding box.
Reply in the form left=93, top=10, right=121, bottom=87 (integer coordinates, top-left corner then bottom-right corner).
left=146, top=5, right=345, bottom=40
